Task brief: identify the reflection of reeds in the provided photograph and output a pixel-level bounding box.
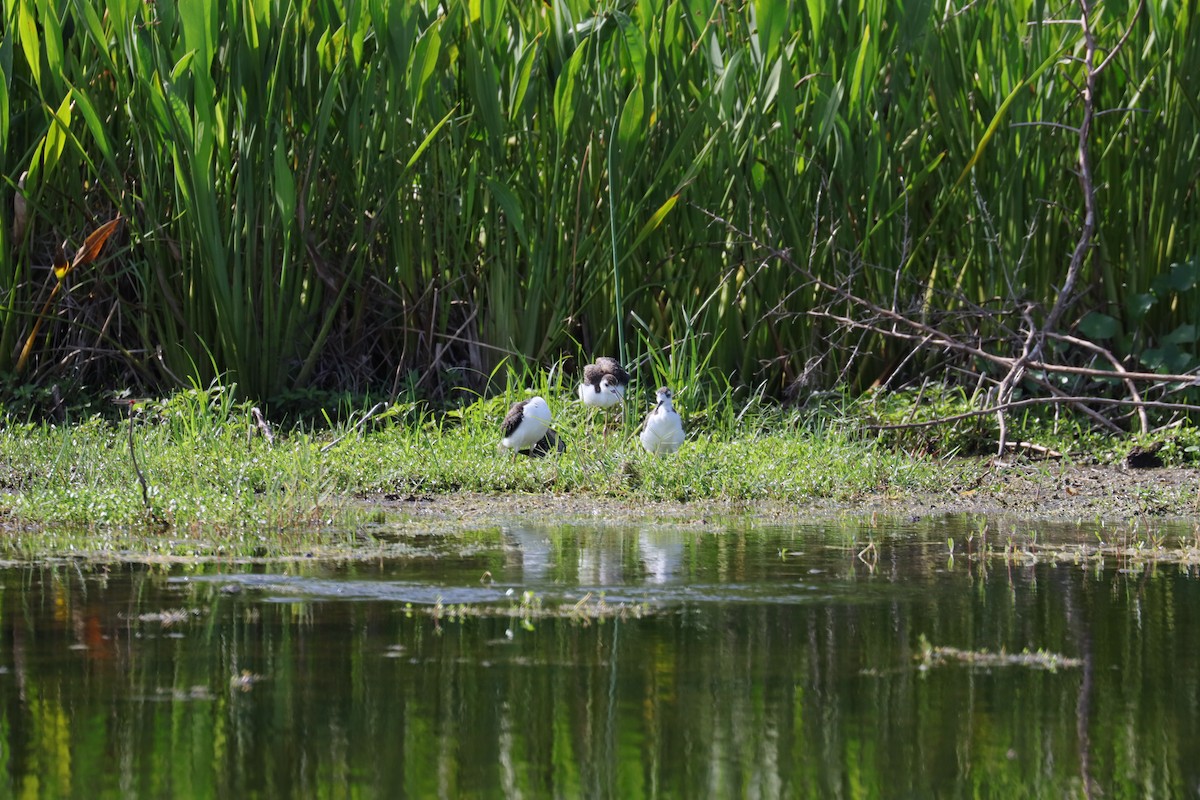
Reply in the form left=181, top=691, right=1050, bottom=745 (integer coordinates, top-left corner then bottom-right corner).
left=2, top=2, right=1195, bottom=397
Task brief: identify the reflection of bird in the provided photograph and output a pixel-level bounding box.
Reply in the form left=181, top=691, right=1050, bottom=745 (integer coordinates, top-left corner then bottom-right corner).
left=640, top=387, right=685, bottom=455
left=578, top=357, right=630, bottom=408
left=503, top=526, right=555, bottom=583
left=638, top=530, right=686, bottom=584
left=500, top=397, right=564, bottom=456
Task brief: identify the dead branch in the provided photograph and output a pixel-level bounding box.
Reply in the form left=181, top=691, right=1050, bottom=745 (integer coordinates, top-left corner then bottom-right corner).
left=806, top=307, right=1200, bottom=387
left=866, top=395, right=1200, bottom=433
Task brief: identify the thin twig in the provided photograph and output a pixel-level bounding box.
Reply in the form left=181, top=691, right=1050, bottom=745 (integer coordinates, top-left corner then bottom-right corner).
left=125, top=401, right=151, bottom=510
left=1048, top=332, right=1149, bottom=433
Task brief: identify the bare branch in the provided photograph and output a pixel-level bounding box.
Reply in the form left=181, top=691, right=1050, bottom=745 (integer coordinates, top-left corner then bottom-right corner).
left=867, top=396, right=1200, bottom=433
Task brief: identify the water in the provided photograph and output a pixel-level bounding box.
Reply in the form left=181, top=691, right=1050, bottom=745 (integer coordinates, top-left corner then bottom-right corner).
left=2, top=516, right=1200, bottom=798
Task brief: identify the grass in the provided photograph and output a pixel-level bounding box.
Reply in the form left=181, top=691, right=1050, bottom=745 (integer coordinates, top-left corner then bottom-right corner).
left=0, top=381, right=945, bottom=543
left=2, top=377, right=1199, bottom=559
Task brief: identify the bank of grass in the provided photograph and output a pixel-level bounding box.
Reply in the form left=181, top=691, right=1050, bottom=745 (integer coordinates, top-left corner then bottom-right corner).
left=3, top=383, right=1198, bottom=557
left=0, top=384, right=949, bottom=539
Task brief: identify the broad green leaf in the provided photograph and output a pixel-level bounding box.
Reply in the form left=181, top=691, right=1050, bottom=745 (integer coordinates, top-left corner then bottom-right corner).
left=36, top=92, right=73, bottom=183
left=179, top=1, right=215, bottom=69
left=69, top=85, right=115, bottom=168
left=553, top=40, right=588, bottom=136
left=484, top=177, right=530, bottom=252
left=617, top=83, right=645, bottom=160
left=1126, top=292, right=1156, bottom=320
left=719, top=50, right=744, bottom=117
left=509, top=37, right=539, bottom=123
left=18, top=2, right=41, bottom=92
left=615, top=12, right=646, bottom=77
left=1163, top=324, right=1197, bottom=345
left=273, top=133, right=296, bottom=220
left=1164, top=260, right=1200, bottom=292
left=37, top=0, right=63, bottom=89
left=171, top=50, right=197, bottom=85
left=1078, top=312, right=1119, bottom=340
left=755, top=0, right=786, bottom=66
left=348, top=0, right=369, bottom=67
left=849, top=25, right=870, bottom=109
left=1141, top=344, right=1194, bottom=375
left=751, top=159, right=766, bottom=192
left=816, top=79, right=843, bottom=148
left=467, top=41, right=504, bottom=141
left=409, top=21, right=443, bottom=112
left=804, top=0, right=825, bottom=41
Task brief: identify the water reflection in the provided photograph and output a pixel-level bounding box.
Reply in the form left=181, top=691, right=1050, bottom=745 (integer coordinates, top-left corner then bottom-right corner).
left=0, top=519, right=1199, bottom=797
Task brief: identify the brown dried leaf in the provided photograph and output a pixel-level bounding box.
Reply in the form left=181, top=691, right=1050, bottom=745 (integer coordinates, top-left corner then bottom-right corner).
left=70, top=215, right=122, bottom=272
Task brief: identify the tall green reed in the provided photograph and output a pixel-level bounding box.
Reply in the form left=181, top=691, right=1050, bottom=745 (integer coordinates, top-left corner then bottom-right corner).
left=1, top=0, right=1195, bottom=402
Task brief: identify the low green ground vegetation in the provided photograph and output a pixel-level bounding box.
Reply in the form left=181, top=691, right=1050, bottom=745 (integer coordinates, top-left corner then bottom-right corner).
left=1, top=381, right=1196, bottom=548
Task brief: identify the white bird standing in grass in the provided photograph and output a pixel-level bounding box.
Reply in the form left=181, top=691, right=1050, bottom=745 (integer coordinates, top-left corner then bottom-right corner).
left=577, top=373, right=624, bottom=409
left=577, top=357, right=630, bottom=409
left=500, top=396, right=563, bottom=456
left=640, top=387, right=685, bottom=455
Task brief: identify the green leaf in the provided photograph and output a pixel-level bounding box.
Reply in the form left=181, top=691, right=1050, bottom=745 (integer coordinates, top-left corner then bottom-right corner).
left=1126, top=292, right=1156, bottom=320
left=272, top=133, right=296, bottom=220
left=0, top=61, right=9, bottom=145
left=628, top=194, right=679, bottom=254
left=554, top=39, right=589, bottom=136
left=403, top=107, right=456, bottom=175
left=18, top=1, right=41, bottom=92
left=816, top=79, right=843, bottom=148
left=1141, top=344, right=1194, bottom=375
left=751, top=159, right=766, bottom=192
left=33, top=92, right=73, bottom=185
left=1078, top=312, right=1119, bottom=340
left=1163, top=324, right=1197, bottom=345
left=617, top=83, right=644, bottom=161
left=509, top=38, right=539, bottom=123
left=615, top=12, right=646, bottom=77
left=849, top=25, right=871, bottom=109
left=755, top=0, right=787, bottom=66
left=1162, top=259, right=1200, bottom=293
left=484, top=177, right=530, bottom=252
left=171, top=50, right=197, bottom=84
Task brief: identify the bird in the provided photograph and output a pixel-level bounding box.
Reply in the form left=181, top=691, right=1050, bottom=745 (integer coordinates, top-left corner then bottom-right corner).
left=576, top=373, right=624, bottom=409
left=640, top=387, right=685, bottom=455
left=528, top=428, right=566, bottom=457
left=499, top=396, right=563, bottom=457
left=577, top=357, right=630, bottom=409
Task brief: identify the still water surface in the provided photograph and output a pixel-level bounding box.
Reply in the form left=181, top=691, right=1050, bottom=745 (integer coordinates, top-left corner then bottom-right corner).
left=2, top=516, right=1199, bottom=798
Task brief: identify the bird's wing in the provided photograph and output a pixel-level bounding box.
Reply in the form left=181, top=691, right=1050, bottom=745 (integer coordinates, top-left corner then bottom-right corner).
left=501, top=400, right=527, bottom=438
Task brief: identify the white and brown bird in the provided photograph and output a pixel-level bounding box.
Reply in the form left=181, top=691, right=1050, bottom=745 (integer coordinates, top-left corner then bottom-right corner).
left=640, top=387, right=685, bottom=455
left=576, top=373, right=623, bottom=409
left=500, top=396, right=564, bottom=457
left=577, top=357, right=630, bottom=409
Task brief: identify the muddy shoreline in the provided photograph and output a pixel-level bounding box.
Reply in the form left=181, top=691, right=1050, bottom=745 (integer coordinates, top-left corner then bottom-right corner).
left=376, top=462, right=1200, bottom=526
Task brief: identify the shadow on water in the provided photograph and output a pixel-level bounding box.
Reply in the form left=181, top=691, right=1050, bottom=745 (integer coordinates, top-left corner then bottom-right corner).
left=2, top=515, right=1200, bottom=797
